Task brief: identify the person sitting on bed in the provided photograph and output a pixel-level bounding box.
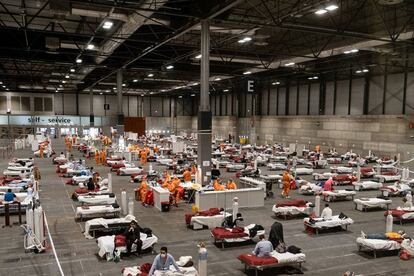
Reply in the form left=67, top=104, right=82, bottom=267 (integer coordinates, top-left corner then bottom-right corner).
left=4, top=189, right=17, bottom=202
left=252, top=234, right=273, bottom=257
left=86, top=178, right=95, bottom=191
left=124, top=220, right=142, bottom=257
left=149, top=246, right=182, bottom=276
left=321, top=204, right=332, bottom=219
left=403, top=198, right=412, bottom=208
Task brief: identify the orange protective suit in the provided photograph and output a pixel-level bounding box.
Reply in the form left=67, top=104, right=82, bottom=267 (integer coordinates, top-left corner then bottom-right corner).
left=226, top=181, right=237, bottom=190
left=213, top=180, right=225, bottom=191
left=183, top=170, right=192, bottom=182
left=282, top=171, right=292, bottom=198
left=140, top=151, right=147, bottom=165
left=170, top=177, right=182, bottom=205
left=138, top=180, right=148, bottom=202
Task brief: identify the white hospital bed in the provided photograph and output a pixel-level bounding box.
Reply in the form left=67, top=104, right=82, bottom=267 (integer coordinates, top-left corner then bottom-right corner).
left=313, top=172, right=336, bottom=181
left=322, top=190, right=356, bottom=202
left=77, top=194, right=116, bottom=205
left=354, top=198, right=392, bottom=212
left=304, top=215, right=354, bottom=235
left=84, top=215, right=135, bottom=239
left=267, top=163, right=287, bottom=171
left=356, top=237, right=401, bottom=258
left=353, top=181, right=382, bottom=191
left=190, top=212, right=231, bottom=230
left=299, top=183, right=323, bottom=195
left=226, top=163, right=245, bottom=172
left=75, top=204, right=121, bottom=221
left=122, top=256, right=198, bottom=276
left=118, top=166, right=143, bottom=176
left=293, top=167, right=313, bottom=175
left=330, top=166, right=354, bottom=174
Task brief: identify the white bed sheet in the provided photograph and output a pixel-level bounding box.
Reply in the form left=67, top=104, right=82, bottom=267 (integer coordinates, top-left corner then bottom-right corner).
left=84, top=215, right=136, bottom=238
left=76, top=205, right=120, bottom=216
left=190, top=212, right=231, bottom=229
left=353, top=181, right=382, bottom=190
left=323, top=190, right=356, bottom=197
left=354, top=198, right=392, bottom=207
left=304, top=215, right=354, bottom=229
left=270, top=251, right=306, bottom=264
left=272, top=205, right=312, bottom=216
left=78, top=194, right=116, bottom=205
left=356, top=237, right=401, bottom=250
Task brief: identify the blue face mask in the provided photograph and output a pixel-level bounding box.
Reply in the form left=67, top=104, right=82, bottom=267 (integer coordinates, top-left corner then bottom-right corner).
left=160, top=253, right=167, bottom=258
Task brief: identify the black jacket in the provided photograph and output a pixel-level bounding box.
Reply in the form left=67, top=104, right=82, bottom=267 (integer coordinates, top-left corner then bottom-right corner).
left=124, top=227, right=141, bottom=241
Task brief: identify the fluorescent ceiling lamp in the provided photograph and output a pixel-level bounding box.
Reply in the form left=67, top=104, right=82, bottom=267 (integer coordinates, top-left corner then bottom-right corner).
left=191, top=94, right=195, bottom=96
left=223, top=89, right=229, bottom=92
left=313, top=76, right=319, bottom=79
left=215, top=77, right=221, bottom=81
left=76, top=58, right=82, bottom=63
left=2, top=85, right=5, bottom=88
left=161, top=89, right=166, bottom=92
left=62, top=80, right=66, bottom=83
left=133, top=79, right=138, bottom=82
left=285, top=62, right=295, bottom=66
left=238, top=39, right=246, bottom=44
left=325, top=4, right=339, bottom=11
left=86, top=44, right=95, bottom=50
left=191, top=82, right=198, bottom=86
left=195, top=54, right=202, bottom=59
left=147, top=73, right=154, bottom=77
left=5, top=88, right=9, bottom=91
left=150, top=92, right=154, bottom=94
left=315, top=9, right=328, bottom=15
left=166, top=65, right=174, bottom=70
left=362, top=69, right=369, bottom=72
left=243, top=71, right=252, bottom=75
left=355, top=70, right=362, bottom=73
left=65, top=75, right=70, bottom=79
left=99, top=92, right=103, bottom=95
left=141, top=94, right=144, bottom=97
left=350, top=49, right=359, bottom=53
left=243, top=37, right=252, bottom=42
left=103, top=21, right=113, bottom=29
left=178, top=95, right=182, bottom=98
left=272, top=81, right=280, bottom=85
left=70, top=68, right=75, bottom=72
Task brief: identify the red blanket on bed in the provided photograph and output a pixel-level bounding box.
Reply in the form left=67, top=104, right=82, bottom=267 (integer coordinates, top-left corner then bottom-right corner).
left=385, top=209, right=414, bottom=219
left=211, top=227, right=248, bottom=239
left=276, top=199, right=306, bottom=208
left=185, top=208, right=221, bottom=225
left=237, top=254, right=277, bottom=266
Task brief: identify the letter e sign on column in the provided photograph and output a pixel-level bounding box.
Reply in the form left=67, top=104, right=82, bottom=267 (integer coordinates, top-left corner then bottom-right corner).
left=247, top=80, right=254, bottom=92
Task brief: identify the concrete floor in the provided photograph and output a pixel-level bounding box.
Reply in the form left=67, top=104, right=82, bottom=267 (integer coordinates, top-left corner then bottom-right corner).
left=1, top=139, right=414, bottom=276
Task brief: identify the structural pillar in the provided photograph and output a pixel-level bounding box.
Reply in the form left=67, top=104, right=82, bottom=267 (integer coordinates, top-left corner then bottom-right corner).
left=89, top=89, right=94, bottom=127
left=117, top=70, right=124, bottom=135
left=197, top=20, right=212, bottom=186
left=170, top=97, right=176, bottom=134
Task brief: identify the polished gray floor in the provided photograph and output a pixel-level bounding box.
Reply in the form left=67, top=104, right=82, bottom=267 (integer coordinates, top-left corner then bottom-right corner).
left=1, top=139, right=414, bottom=276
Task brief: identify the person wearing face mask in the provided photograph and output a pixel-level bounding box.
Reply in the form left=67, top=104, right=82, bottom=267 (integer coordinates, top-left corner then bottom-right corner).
left=148, top=246, right=182, bottom=276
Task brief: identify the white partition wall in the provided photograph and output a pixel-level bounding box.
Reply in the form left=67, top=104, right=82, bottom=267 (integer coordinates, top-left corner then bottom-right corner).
left=195, top=188, right=264, bottom=210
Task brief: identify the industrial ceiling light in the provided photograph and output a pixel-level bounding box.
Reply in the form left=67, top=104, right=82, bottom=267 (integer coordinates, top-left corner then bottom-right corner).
left=0, top=81, right=3, bottom=85
left=147, top=73, right=154, bottom=77
left=344, top=48, right=359, bottom=54
left=285, top=62, right=295, bottom=66
left=362, top=69, right=369, bottom=72
left=65, top=75, right=70, bottom=79
left=272, top=81, right=280, bottom=85
left=238, top=37, right=252, bottom=44
left=76, top=58, right=82, bottom=63
left=62, top=80, right=66, bottom=83
left=122, top=83, right=126, bottom=87
left=191, top=82, right=198, bottom=86
left=191, top=94, right=195, bottom=97
left=215, top=77, right=221, bottom=81
left=195, top=54, right=202, bottom=59
left=133, top=79, right=138, bottom=82
left=325, top=4, right=339, bottom=11
left=178, top=95, right=182, bottom=98
left=243, top=71, right=252, bottom=75
left=223, top=89, right=229, bottom=92
left=86, top=44, right=95, bottom=50
left=99, top=92, right=103, bottom=95
left=166, top=65, right=174, bottom=70
left=355, top=70, right=362, bottom=74
left=150, top=92, right=154, bottom=94
left=161, top=89, right=166, bottom=92
left=315, top=9, right=328, bottom=15
left=103, top=21, right=113, bottom=29
left=70, top=68, right=75, bottom=72
left=5, top=88, right=9, bottom=91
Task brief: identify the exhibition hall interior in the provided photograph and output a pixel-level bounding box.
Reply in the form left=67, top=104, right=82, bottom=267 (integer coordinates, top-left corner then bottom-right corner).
left=1, top=0, right=414, bottom=275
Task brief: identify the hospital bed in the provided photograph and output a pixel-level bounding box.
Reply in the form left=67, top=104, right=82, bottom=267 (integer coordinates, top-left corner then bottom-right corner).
left=212, top=159, right=231, bottom=168
left=299, top=183, right=323, bottom=195
left=122, top=256, right=198, bottom=276
left=292, top=167, right=313, bottom=175
left=77, top=194, right=116, bottom=205
left=380, top=183, right=410, bottom=197
left=353, top=181, right=383, bottom=191
left=354, top=198, right=392, bottom=212
left=186, top=210, right=231, bottom=230
left=259, top=174, right=282, bottom=184
left=226, top=163, right=245, bottom=172
left=0, top=195, right=32, bottom=214
left=272, top=199, right=313, bottom=219
left=238, top=251, right=306, bottom=276
left=333, top=174, right=357, bottom=185
left=84, top=215, right=136, bottom=239
left=330, top=166, right=354, bottom=174
left=52, top=156, right=67, bottom=165
left=375, top=174, right=402, bottom=183
left=97, top=232, right=158, bottom=260
left=348, top=159, right=366, bottom=167
left=322, top=190, right=356, bottom=202
left=211, top=224, right=265, bottom=248
left=326, top=157, right=342, bottom=164
left=360, top=167, right=375, bottom=178
left=267, top=163, right=287, bottom=171
left=385, top=208, right=414, bottom=225
left=304, top=215, right=354, bottom=235
left=75, top=204, right=121, bottom=221
left=313, top=172, right=336, bottom=181
left=356, top=237, right=401, bottom=258
left=118, top=166, right=143, bottom=176
left=157, top=157, right=174, bottom=166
